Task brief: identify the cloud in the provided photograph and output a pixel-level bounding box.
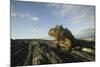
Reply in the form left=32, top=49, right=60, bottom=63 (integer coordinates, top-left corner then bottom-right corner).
left=11, top=11, right=39, bottom=21
left=11, top=12, right=28, bottom=18
left=18, top=13, right=29, bottom=18
left=31, top=17, right=39, bottom=21
left=46, top=3, right=95, bottom=24
left=74, top=28, right=95, bottom=38
left=32, top=28, right=42, bottom=33
left=46, top=4, right=76, bottom=17
left=46, top=3, right=61, bottom=8
left=47, top=3, right=94, bottom=16
left=68, top=12, right=95, bottom=24
left=11, top=5, right=39, bottom=21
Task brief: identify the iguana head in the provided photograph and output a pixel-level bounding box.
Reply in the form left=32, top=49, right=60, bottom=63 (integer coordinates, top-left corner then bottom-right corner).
left=48, top=24, right=63, bottom=38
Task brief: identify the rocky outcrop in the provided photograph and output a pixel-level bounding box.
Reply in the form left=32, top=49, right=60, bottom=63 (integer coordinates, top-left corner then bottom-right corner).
left=11, top=39, right=95, bottom=67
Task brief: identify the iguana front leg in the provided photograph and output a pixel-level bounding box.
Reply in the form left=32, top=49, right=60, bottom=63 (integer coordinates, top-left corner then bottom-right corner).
left=64, top=38, right=72, bottom=48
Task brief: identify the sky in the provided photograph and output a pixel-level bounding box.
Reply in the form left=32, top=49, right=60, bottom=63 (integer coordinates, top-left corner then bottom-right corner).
left=11, top=0, right=95, bottom=39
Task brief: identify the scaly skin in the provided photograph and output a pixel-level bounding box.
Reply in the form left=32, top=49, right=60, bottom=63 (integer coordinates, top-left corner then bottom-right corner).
left=48, top=25, right=72, bottom=52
